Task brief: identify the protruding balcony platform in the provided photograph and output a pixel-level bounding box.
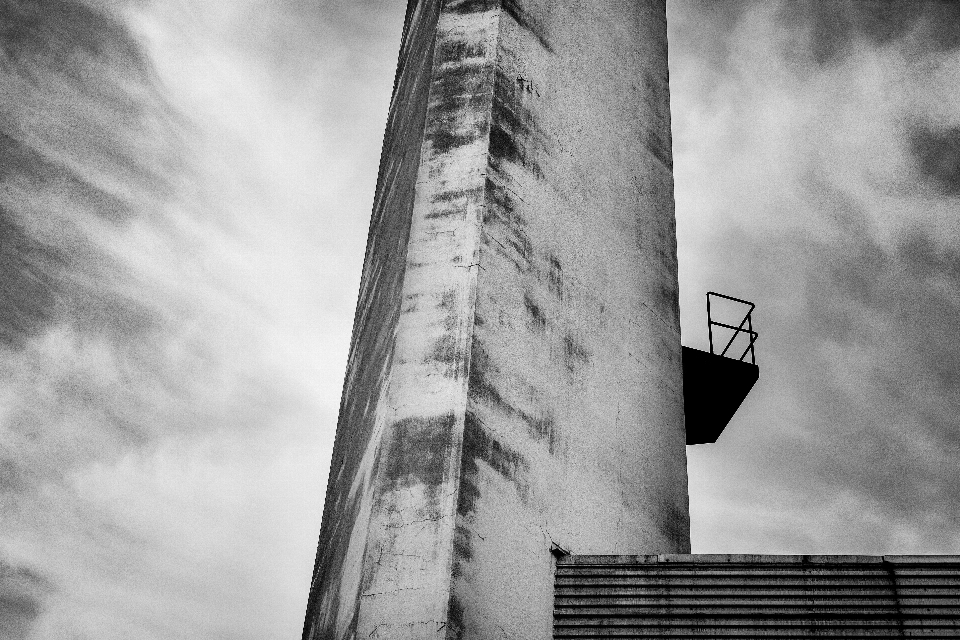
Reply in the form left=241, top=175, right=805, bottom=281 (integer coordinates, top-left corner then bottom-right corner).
left=683, top=292, right=759, bottom=445
left=682, top=346, right=758, bottom=444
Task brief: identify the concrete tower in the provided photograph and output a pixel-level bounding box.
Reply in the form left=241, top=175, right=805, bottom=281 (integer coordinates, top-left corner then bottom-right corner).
left=303, top=1, right=688, bottom=638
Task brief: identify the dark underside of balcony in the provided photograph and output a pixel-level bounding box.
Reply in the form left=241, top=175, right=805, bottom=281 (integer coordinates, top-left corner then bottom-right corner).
left=682, top=346, right=759, bottom=445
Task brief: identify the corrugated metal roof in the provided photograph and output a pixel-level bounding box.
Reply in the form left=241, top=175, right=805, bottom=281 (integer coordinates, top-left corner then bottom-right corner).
left=555, top=554, right=960, bottom=638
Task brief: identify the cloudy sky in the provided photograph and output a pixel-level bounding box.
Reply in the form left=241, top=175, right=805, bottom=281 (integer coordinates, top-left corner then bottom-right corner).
left=1, top=0, right=959, bottom=638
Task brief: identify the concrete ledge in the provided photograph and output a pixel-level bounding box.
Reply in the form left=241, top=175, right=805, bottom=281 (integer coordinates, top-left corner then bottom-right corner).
left=558, top=554, right=960, bottom=565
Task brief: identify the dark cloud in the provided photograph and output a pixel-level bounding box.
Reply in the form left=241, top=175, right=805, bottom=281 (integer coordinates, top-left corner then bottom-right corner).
left=0, top=456, right=26, bottom=493
left=664, top=0, right=757, bottom=95
left=0, top=175, right=165, bottom=352
left=1, top=0, right=178, bottom=216
left=897, top=227, right=960, bottom=285
left=779, top=1, right=920, bottom=65
left=0, top=0, right=182, bottom=351
left=0, top=202, right=65, bottom=348
left=0, top=559, right=51, bottom=640
left=716, top=209, right=960, bottom=531
left=777, top=0, right=960, bottom=66
left=804, top=225, right=960, bottom=510
left=0, top=133, right=130, bottom=223
left=909, top=125, right=960, bottom=196
left=0, top=0, right=149, bottom=79
left=690, top=218, right=960, bottom=549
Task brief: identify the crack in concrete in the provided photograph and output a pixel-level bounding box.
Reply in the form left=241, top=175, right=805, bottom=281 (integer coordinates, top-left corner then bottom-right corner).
left=360, top=586, right=424, bottom=598
left=384, top=512, right=453, bottom=528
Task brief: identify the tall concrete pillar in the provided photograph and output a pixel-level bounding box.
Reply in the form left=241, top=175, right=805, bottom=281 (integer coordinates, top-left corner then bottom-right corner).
left=302, top=1, right=688, bottom=638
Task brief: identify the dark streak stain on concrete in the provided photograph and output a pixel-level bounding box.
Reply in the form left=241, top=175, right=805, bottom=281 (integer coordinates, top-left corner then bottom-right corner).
left=489, top=68, right=546, bottom=179
left=523, top=291, right=546, bottom=331
left=429, top=333, right=459, bottom=367
left=437, top=39, right=487, bottom=65
left=502, top=0, right=554, bottom=52
left=563, top=333, right=590, bottom=373
left=483, top=177, right=532, bottom=272
left=432, top=184, right=486, bottom=204
left=489, top=122, right=520, bottom=164
left=458, top=410, right=530, bottom=516
left=446, top=592, right=467, bottom=640
left=429, top=121, right=485, bottom=156
left=425, top=207, right=463, bottom=220
left=453, top=521, right=473, bottom=567
left=469, top=336, right=558, bottom=453
left=547, top=254, right=563, bottom=299
left=642, top=71, right=673, bottom=171
left=484, top=176, right=519, bottom=218
left=445, top=0, right=498, bottom=15
left=426, top=24, right=497, bottom=157
left=467, top=336, right=500, bottom=405
left=656, top=493, right=692, bottom=552
left=646, top=126, right=673, bottom=171
left=383, top=413, right=457, bottom=492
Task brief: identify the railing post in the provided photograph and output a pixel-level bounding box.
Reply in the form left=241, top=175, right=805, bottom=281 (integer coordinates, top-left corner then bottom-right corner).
left=707, top=293, right=715, bottom=355
left=705, top=292, right=757, bottom=365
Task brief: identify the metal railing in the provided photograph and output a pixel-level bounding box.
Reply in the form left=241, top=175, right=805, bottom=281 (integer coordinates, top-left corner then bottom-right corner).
left=707, top=292, right=758, bottom=365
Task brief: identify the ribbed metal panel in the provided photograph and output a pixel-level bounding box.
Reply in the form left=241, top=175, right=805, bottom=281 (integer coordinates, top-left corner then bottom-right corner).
left=554, top=555, right=960, bottom=639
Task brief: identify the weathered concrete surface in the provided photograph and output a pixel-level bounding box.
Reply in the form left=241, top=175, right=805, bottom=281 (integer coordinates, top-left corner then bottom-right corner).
left=450, top=2, right=688, bottom=638
left=303, top=1, right=688, bottom=638
left=303, top=1, right=498, bottom=638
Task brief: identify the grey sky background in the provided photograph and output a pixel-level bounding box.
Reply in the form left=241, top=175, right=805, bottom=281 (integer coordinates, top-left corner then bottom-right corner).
left=0, top=0, right=958, bottom=638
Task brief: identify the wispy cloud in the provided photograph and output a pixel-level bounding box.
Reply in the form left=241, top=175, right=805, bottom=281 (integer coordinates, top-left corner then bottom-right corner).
left=0, top=559, right=51, bottom=640
left=1, top=0, right=406, bottom=637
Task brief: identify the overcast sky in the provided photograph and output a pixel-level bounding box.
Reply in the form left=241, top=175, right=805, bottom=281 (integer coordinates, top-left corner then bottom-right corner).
left=1, top=1, right=959, bottom=638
